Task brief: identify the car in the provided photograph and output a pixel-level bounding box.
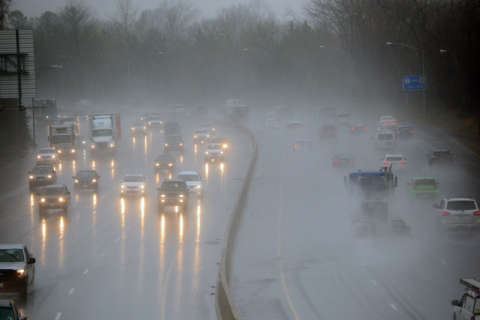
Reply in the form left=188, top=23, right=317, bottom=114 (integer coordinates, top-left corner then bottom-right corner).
left=73, top=170, right=99, bottom=190
left=37, top=184, right=71, bottom=215
left=0, top=244, right=36, bottom=296
left=361, top=199, right=388, bottom=221
left=391, top=218, right=411, bottom=236
left=408, top=177, right=439, bottom=198
left=157, top=180, right=189, bottom=211
left=208, top=137, right=230, bottom=152
left=76, top=135, right=89, bottom=148
left=351, top=123, right=368, bottom=134
left=120, top=174, right=146, bottom=198
left=164, top=121, right=181, bottom=137
left=28, top=165, right=56, bottom=191
left=332, top=153, right=355, bottom=168
left=427, top=148, right=454, bottom=165
left=434, top=197, right=480, bottom=230
left=164, top=135, right=184, bottom=153
left=451, top=278, right=480, bottom=320
left=336, top=111, right=351, bottom=126
left=287, top=120, right=304, bottom=129
left=35, top=147, right=57, bottom=165
left=176, top=171, right=203, bottom=197
left=318, top=124, right=336, bottom=139
left=130, top=121, right=147, bottom=136
left=395, top=123, right=414, bottom=140
left=146, top=114, right=163, bottom=129
left=193, top=129, right=210, bottom=145
left=0, top=299, right=28, bottom=319
left=204, top=143, right=224, bottom=163
left=378, top=115, right=397, bottom=127
left=293, top=140, right=313, bottom=152
left=382, top=154, right=408, bottom=171
left=153, top=153, right=176, bottom=173
left=199, top=123, right=216, bottom=135
left=373, top=129, right=396, bottom=150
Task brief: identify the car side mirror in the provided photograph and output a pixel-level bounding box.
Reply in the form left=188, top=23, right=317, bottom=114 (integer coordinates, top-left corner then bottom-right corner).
left=28, top=257, right=36, bottom=264
left=451, top=299, right=461, bottom=307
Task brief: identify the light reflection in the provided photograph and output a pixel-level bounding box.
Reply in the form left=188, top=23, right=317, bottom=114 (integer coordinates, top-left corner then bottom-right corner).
left=160, top=214, right=166, bottom=244
left=41, top=219, right=46, bottom=266
left=72, top=160, right=77, bottom=175
left=156, top=173, right=160, bottom=184
left=58, top=161, right=63, bottom=173
left=74, top=194, right=79, bottom=202
left=194, top=144, right=198, bottom=155
left=140, top=196, right=145, bottom=238
left=175, top=205, right=179, bottom=213
left=179, top=214, right=184, bottom=243
left=92, top=193, right=97, bottom=237
left=204, top=163, right=209, bottom=180
left=111, top=159, right=115, bottom=178
left=30, top=193, right=34, bottom=207
left=196, top=202, right=201, bottom=243
left=132, top=136, right=136, bottom=147
left=179, top=155, right=184, bottom=164
left=220, top=162, right=225, bottom=177
left=144, top=135, right=148, bottom=154
left=91, top=160, right=96, bottom=170
left=29, top=193, right=35, bottom=226
left=92, top=193, right=97, bottom=208
left=175, top=215, right=184, bottom=312
left=168, top=172, right=173, bottom=180
left=58, top=216, right=65, bottom=268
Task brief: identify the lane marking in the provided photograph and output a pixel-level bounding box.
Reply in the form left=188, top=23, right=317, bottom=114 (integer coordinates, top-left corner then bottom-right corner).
left=390, top=303, right=398, bottom=311
left=83, top=268, right=88, bottom=275
left=68, top=288, right=75, bottom=295
left=54, top=312, right=62, bottom=320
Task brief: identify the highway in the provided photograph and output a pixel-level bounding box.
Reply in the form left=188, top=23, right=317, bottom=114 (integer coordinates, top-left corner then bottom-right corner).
left=0, top=111, right=252, bottom=320
left=231, top=107, right=480, bottom=320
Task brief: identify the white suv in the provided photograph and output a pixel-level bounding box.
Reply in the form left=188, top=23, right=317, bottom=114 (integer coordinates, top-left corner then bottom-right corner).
left=120, top=174, right=146, bottom=197
left=177, top=171, right=203, bottom=197
left=434, top=197, right=480, bottom=229
left=382, top=154, right=407, bottom=171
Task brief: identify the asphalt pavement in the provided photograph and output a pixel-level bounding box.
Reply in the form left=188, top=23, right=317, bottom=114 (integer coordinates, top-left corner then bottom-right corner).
left=0, top=112, right=251, bottom=320
left=231, top=107, right=480, bottom=320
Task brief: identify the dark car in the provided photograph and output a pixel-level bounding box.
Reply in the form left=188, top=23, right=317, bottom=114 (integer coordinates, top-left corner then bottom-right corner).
left=0, top=300, right=27, bottom=320
left=73, top=170, right=99, bottom=190
left=164, top=121, right=181, bottom=137
left=157, top=180, right=188, bottom=211
left=318, top=124, right=336, bottom=139
left=28, top=165, right=56, bottom=191
left=164, top=135, right=184, bottom=153
left=37, top=184, right=71, bottom=215
left=332, top=153, right=355, bottom=168
left=0, top=244, right=36, bottom=296
left=396, top=124, right=414, bottom=140
left=154, top=153, right=176, bottom=172
left=427, top=148, right=454, bottom=165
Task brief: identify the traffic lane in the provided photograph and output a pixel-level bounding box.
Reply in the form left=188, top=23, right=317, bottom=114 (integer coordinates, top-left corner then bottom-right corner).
left=3, top=122, right=250, bottom=319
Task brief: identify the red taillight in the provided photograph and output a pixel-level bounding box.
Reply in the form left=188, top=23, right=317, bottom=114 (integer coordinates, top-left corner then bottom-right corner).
left=333, top=160, right=339, bottom=166
left=400, top=161, right=407, bottom=165
left=442, top=211, right=450, bottom=216
left=410, top=130, right=414, bottom=134
left=383, top=161, right=391, bottom=166
left=474, top=211, right=480, bottom=216
left=364, top=127, right=368, bottom=131
left=352, top=127, right=356, bottom=131
left=392, top=121, right=397, bottom=125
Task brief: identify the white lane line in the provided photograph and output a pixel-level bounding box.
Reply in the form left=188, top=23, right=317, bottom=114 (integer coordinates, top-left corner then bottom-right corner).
left=68, top=288, right=75, bottom=295
left=371, top=279, right=378, bottom=286
left=390, top=303, right=399, bottom=311
left=54, top=312, right=62, bottom=320
left=83, top=268, right=88, bottom=275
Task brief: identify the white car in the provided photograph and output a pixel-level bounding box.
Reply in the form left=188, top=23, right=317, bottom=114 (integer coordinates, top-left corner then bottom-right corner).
left=204, top=143, right=224, bottom=163
left=374, top=129, right=396, bottom=150
left=193, top=129, right=210, bottom=144
left=36, top=147, right=57, bottom=165
left=382, top=154, right=407, bottom=171
left=378, top=115, right=397, bottom=127
left=120, top=174, right=146, bottom=197
left=177, top=171, right=203, bottom=197
left=434, top=197, right=480, bottom=230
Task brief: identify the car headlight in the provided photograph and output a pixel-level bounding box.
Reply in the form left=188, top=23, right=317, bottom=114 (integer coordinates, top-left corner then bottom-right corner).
left=155, top=163, right=160, bottom=167
left=168, top=163, right=173, bottom=167
left=212, top=128, right=216, bottom=132
left=143, top=126, right=147, bottom=130
left=161, top=194, right=166, bottom=198
left=52, top=154, right=56, bottom=159
left=37, top=155, right=41, bottom=160
left=223, top=143, right=228, bottom=149
left=148, top=122, right=152, bottom=125
left=140, top=184, right=145, bottom=190
left=57, top=149, right=62, bottom=154
left=58, top=197, right=65, bottom=203
left=205, top=151, right=209, bottom=155
left=179, top=143, right=183, bottom=147
left=47, top=174, right=53, bottom=179
left=220, top=151, right=224, bottom=154
left=90, top=144, right=96, bottom=149
left=164, top=143, right=168, bottom=147
left=121, top=184, right=125, bottom=189
left=179, top=194, right=184, bottom=198
left=40, top=198, right=46, bottom=203
left=29, top=175, right=34, bottom=180
left=194, top=135, right=198, bottom=139
left=92, top=178, right=97, bottom=183
left=74, top=179, right=79, bottom=183
left=71, top=148, right=76, bottom=153
left=109, top=143, right=115, bottom=148
left=16, top=269, right=25, bottom=277
left=195, top=185, right=201, bottom=189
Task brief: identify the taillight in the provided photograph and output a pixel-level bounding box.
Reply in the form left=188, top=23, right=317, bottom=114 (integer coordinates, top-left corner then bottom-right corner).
left=383, top=161, right=391, bottom=166
left=442, top=211, right=450, bottom=216
left=364, top=127, right=368, bottom=131
left=410, top=130, right=414, bottom=134
left=474, top=211, right=480, bottom=216
left=333, top=160, right=339, bottom=166
left=400, top=161, right=407, bottom=165
left=351, top=127, right=356, bottom=131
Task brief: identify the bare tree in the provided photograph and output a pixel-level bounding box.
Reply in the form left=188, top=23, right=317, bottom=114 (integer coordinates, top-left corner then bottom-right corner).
left=0, top=0, right=12, bottom=29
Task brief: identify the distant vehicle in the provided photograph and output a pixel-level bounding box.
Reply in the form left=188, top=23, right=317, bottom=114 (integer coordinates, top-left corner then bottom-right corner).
left=293, top=140, right=313, bottom=152
left=451, top=278, right=480, bottom=320
left=208, top=137, right=229, bottom=152
left=287, top=120, right=304, bottom=130
left=37, top=184, right=71, bottom=215
left=199, top=123, right=216, bottom=135
left=130, top=121, right=147, bottom=136
left=0, top=244, right=36, bottom=296
left=332, top=153, right=355, bottom=168
left=382, top=154, right=408, bottom=171
left=120, top=174, right=146, bottom=198
left=164, top=121, right=182, bottom=137
left=336, top=111, right=350, bottom=126
left=318, top=124, right=336, bottom=139
left=158, top=180, right=189, bottom=211
left=193, top=129, right=210, bottom=145
left=146, top=114, right=163, bottom=129
left=361, top=199, right=388, bottom=221
left=395, top=123, right=414, bottom=140
left=176, top=171, right=203, bottom=197
left=225, top=99, right=249, bottom=121
left=391, top=218, right=411, bottom=236
left=345, top=168, right=397, bottom=198
left=35, top=147, right=57, bottom=165
left=351, top=123, right=368, bottom=134
left=0, top=299, right=28, bottom=319
left=427, top=148, right=454, bottom=166
left=73, top=170, right=99, bottom=191
left=35, top=98, right=57, bottom=121
left=28, top=165, right=56, bottom=191
left=408, top=177, right=439, bottom=198
left=48, top=124, right=77, bottom=158
left=89, top=113, right=120, bottom=154
left=204, top=143, right=224, bottom=163
left=378, top=115, right=397, bottom=127
left=434, top=197, right=480, bottom=230
left=153, top=153, right=176, bottom=173
left=265, top=117, right=281, bottom=128
left=164, top=135, right=184, bottom=153
left=374, top=129, right=396, bottom=150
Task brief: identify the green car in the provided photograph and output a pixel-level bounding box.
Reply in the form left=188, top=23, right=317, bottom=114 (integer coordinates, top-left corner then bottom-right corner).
left=408, top=177, right=439, bottom=198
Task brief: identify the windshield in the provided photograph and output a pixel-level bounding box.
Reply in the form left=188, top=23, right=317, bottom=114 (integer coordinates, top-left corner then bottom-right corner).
left=378, top=133, right=394, bottom=140
left=414, top=179, right=436, bottom=187
left=358, top=175, right=386, bottom=186
left=124, top=175, right=144, bottom=182
left=166, top=136, right=182, bottom=143
left=434, top=150, right=451, bottom=156
left=0, top=248, right=24, bottom=262
left=178, top=174, right=200, bottom=182
left=161, top=181, right=185, bottom=190
left=77, top=171, right=96, bottom=179
left=0, top=307, right=15, bottom=319
left=447, top=201, right=477, bottom=211
left=92, top=129, right=113, bottom=137
left=208, top=144, right=221, bottom=150
left=38, top=187, right=65, bottom=195
left=39, top=148, right=55, bottom=153
left=52, top=135, right=73, bottom=144
left=386, top=156, right=403, bottom=161
left=32, top=166, right=51, bottom=174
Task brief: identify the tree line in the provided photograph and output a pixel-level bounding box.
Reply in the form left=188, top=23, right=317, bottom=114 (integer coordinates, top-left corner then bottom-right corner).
left=1, top=0, right=479, bottom=115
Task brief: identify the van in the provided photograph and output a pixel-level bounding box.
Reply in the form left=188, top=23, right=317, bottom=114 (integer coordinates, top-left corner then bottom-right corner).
left=374, top=129, right=396, bottom=150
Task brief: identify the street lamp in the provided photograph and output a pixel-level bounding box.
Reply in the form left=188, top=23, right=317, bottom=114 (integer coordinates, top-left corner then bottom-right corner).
left=386, top=41, right=427, bottom=116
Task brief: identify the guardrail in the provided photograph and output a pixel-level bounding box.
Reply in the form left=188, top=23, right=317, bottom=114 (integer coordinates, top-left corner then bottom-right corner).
left=216, top=125, right=258, bottom=320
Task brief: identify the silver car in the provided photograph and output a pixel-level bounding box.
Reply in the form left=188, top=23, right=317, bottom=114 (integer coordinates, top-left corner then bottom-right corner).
left=434, top=197, right=480, bottom=230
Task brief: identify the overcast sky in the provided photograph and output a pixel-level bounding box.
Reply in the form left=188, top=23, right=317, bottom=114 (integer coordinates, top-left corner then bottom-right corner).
left=13, top=0, right=306, bottom=20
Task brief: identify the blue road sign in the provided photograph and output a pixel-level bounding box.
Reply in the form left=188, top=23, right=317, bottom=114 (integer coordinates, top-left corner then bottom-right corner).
left=403, top=75, right=426, bottom=91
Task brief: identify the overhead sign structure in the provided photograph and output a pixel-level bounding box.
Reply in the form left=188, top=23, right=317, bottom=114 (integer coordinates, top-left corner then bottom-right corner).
left=403, top=75, right=426, bottom=91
